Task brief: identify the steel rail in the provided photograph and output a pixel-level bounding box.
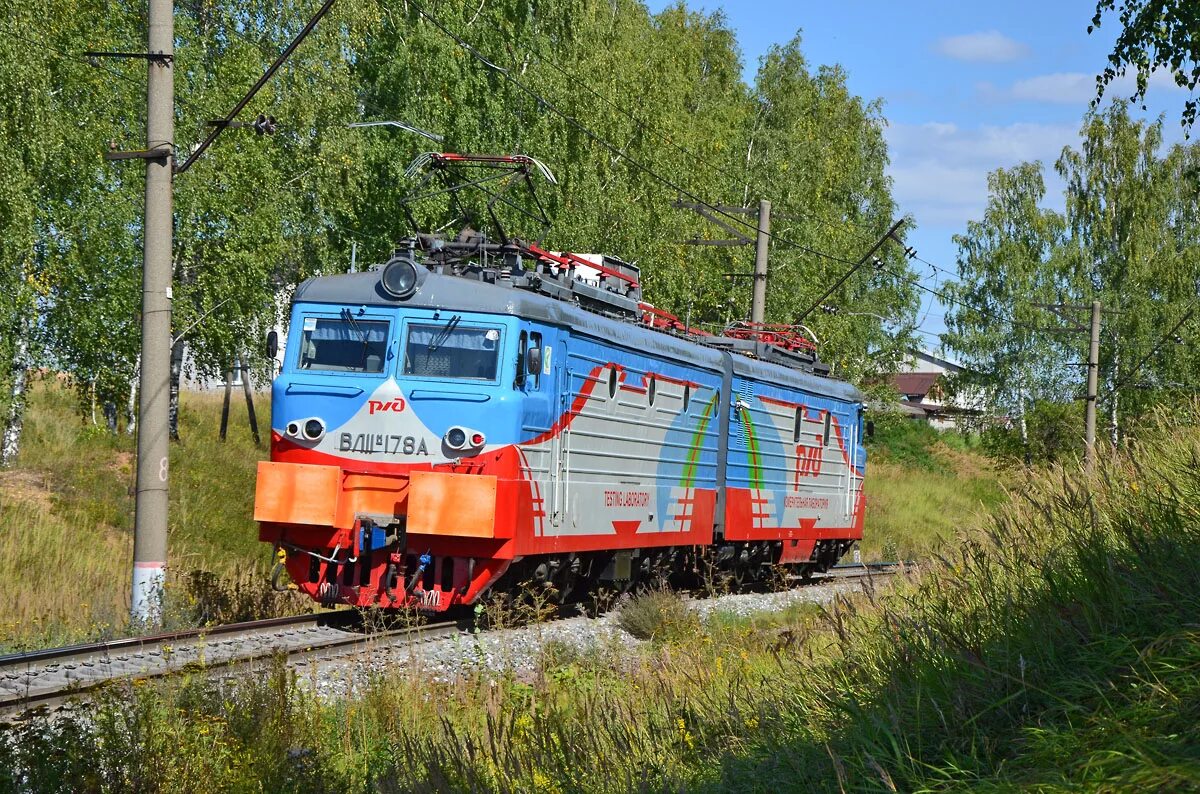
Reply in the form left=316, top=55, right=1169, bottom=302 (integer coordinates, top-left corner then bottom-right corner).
left=0, top=610, right=353, bottom=669
left=0, top=562, right=905, bottom=720
left=0, top=612, right=465, bottom=721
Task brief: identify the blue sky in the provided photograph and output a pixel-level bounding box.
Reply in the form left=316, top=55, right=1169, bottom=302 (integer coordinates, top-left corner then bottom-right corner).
left=647, top=0, right=1189, bottom=349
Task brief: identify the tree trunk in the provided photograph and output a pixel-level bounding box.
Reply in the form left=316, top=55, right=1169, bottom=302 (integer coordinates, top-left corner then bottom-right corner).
left=1018, top=391, right=1030, bottom=466
left=1, top=332, right=29, bottom=467
left=1110, top=349, right=1120, bottom=447
left=126, top=354, right=139, bottom=435
left=169, top=338, right=184, bottom=442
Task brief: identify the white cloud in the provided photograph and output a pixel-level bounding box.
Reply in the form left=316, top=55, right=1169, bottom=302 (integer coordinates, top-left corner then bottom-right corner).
left=1005, top=69, right=1185, bottom=105
left=935, top=31, right=1029, bottom=63
left=1010, top=72, right=1094, bottom=104
left=885, top=121, right=1078, bottom=228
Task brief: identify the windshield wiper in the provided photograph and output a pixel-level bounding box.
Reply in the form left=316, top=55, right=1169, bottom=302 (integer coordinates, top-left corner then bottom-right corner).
left=341, top=308, right=373, bottom=369
left=428, top=314, right=461, bottom=352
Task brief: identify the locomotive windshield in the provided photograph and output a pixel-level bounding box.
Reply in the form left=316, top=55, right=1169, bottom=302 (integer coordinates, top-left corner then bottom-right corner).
left=403, top=321, right=501, bottom=380
left=298, top=316, right=389, bottom=373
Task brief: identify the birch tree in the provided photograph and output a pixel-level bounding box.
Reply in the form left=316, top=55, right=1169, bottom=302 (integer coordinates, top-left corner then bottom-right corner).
left=943, top=162, right=1068, bottom=449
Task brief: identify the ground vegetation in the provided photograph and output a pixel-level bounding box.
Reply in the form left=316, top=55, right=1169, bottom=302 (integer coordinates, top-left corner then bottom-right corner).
left=3, top=403, right=1196, bottom=791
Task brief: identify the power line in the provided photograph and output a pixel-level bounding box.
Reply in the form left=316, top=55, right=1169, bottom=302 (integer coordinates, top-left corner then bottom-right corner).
left=404, top=0, right=862, bottom=270
left=913, top=253, right=959, bottom=280
left=873, top=259, right=1046, bottom=335
left=176, top=0, right=338, bottom=174
left=1104, top=301, right=1197, bottom=398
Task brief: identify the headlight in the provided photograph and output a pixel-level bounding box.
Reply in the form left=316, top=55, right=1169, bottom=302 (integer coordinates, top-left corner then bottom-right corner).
left=445, top=427, right=467, bottom=450
left=303, top=418, right=326, bottom=441
left=444, top=426, right=485, bottom=452
left=381, top=256, right=419, bottom=298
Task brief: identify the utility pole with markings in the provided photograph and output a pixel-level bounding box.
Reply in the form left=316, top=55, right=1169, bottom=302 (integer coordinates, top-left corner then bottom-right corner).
left=131, top=0, right=174, bottom=624
left=102, top=0, right=340, bottom=625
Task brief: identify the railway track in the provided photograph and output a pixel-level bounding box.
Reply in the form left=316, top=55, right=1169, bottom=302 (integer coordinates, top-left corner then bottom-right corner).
left=0, top=562, right=901, bottom=721
left=0, top=611, right=466, bottom=720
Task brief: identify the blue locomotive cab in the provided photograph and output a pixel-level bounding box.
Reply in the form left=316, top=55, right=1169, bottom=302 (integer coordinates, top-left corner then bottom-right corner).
left=271, top=287, right=528, bottom=465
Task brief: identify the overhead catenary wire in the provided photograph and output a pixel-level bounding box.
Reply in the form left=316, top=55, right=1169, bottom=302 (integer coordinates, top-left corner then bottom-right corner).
left=1103, top=301, right=1198, bottom=399
left=403, top=0, right=864, bottom=270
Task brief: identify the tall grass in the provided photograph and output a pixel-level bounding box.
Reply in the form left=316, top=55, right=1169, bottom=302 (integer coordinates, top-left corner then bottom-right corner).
left=0, top=379, right=293, bottom=649
left=4, top=405, right=1196, bottom=791
left=863, top=445, right=1005, bottom=561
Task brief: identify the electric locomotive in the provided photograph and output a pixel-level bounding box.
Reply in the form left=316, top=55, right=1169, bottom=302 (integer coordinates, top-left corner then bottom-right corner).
left=254, top=233, right=867, bottom=613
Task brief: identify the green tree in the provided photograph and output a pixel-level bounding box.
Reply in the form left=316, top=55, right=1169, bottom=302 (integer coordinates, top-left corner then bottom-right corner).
left=943, top=163, right=1068, bottom=448
left=1056, top=102, right=1199, bottom=442
left=945, top=103, right=1200, bottom=448
left=29, top=0, right=374, bottom=438
left=0, top=4, right=52, bottom=462
left=0, top=0, right=143, bottom=457
left=1091, top=0, right=1200, bottom=130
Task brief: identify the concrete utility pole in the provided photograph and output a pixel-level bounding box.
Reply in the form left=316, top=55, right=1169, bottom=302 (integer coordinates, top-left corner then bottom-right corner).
left=105, top=0, right=337, bottom=626
left=131, top=0, right=174, bottom=623
left=673, top=199, right=790, bottom=323
left=1085, top=300, right=1101, bottom=468
left=750, top=199, right=770, bottom=324
left=1032, top=301, right=1110, bottom=469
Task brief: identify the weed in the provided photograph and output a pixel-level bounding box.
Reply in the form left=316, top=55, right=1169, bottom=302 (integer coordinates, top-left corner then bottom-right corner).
left=616, top=587, right=700, bottom=643
left=474, top=579, right=560, bottom=631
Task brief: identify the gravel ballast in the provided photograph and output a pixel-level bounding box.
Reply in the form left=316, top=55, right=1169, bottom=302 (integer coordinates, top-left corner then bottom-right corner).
left=303, top=576, right=884, bottom=700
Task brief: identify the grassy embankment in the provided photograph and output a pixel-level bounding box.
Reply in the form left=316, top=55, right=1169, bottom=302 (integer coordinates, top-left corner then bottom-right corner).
left=0, top=379, right=287, bottom=649
left=4, top=405, right=1198, bottom=790
left=862, top=411, right=1006, bottom=560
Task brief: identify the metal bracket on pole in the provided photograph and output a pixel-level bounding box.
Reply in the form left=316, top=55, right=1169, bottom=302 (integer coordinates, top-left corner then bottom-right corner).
left=84, top=50, right=173, bottom=64
left=672, top=200, right=753, bottom=246
left=104, top=146, right=172, bottom=161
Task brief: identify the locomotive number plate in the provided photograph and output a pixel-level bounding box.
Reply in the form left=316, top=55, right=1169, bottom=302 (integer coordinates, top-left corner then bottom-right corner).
left=338, top=433, right=430, bottom=456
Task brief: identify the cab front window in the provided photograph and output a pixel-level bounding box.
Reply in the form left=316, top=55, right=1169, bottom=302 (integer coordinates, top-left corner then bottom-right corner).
left=403, top=321, right=501, bottom=380
left=298, top=316, right=389, bottom=373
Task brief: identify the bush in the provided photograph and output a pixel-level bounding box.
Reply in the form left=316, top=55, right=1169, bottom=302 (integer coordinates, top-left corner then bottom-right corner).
left=615, top=587, right=699, bottom=643
left=980, top=398, right=1085, bottom=464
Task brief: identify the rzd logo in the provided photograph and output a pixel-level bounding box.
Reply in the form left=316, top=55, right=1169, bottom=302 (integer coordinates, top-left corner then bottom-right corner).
left=368, top=397, right=406, bottom=415
left=794, top=438, right=823, bottom=484
left=421, top=589, right=440, bottom=607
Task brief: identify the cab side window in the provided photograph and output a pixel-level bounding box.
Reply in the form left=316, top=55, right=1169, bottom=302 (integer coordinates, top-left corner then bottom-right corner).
left=529, top=332, right=543, bottom=389
left=515, top=331, right=528, bottom=388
